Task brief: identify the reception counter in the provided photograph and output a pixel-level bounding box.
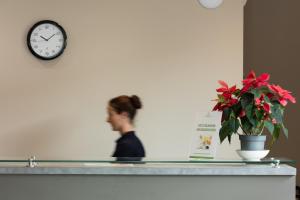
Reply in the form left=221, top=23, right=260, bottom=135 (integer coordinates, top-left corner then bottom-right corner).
left=0, top=158, right=296, bottom=200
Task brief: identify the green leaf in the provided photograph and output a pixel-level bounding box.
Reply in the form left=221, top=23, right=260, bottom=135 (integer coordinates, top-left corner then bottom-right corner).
left=227, top=134, right=231, bottom=143
left=241, top=93, right=256, bottom=127
left=271, top=124, right=281, bottom=145
left=249, top=88, right=261, bottom=98
left=219, top=121, right=232, bottom=143
left=245, top=104, right=253, bottom=118
left=280, top=123, right=288, bottom=138
left=263, top=95, right=271, bottom=104
left=234, top=118, right=240, bottom=132
left=240, top=116, right=253, bottom=134
left=245, top=104, right=257, bottom=127
left=271, top=103, right=283, bottom=123
left=252, top=86, right=270, bottom=95
left=219, top=119, right=238, bottom=143
left=264, top=120, right=274, bottom=134
left=233, top=89, right=241, bottom=97
left=222, top=108, right=232, bottom=122
left=260, top=86, right=271, bottom=93
left=241, top=93, right=254, bottom=109
left=231, top=102, right=242, bottom=117
left=255, top=109, right=264, bottom=121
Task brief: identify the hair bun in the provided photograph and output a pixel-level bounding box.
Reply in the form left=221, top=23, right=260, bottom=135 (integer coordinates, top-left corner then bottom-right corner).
left=130, top=95, right=142, bottom=109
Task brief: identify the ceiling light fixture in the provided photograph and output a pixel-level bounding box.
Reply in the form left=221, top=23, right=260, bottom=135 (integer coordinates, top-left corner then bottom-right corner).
left=198, top=0, right=223, bottom=9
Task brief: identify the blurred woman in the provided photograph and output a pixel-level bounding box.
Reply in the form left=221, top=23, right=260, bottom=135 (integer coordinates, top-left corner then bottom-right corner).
left=107, top=95, right=145, bottom=161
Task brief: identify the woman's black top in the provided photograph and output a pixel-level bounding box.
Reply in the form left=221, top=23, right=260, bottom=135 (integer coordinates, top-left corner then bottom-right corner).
left=112, top=131, right=145, bottom=161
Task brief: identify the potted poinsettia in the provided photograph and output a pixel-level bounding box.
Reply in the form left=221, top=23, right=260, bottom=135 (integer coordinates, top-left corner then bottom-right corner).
left=213, top=70, right=296, bottom=151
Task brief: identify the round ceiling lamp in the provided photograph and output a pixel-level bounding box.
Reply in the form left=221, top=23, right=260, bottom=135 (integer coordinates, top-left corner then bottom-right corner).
left=198, top=0, right=224, bottom=9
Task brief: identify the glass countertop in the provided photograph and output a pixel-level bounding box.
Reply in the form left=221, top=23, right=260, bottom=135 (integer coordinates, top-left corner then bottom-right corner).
left=0, top=157, right=295, bottom=165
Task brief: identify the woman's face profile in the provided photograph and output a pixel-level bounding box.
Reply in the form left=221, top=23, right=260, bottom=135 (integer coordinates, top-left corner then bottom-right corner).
left=106, top=105, right=123, bottom=132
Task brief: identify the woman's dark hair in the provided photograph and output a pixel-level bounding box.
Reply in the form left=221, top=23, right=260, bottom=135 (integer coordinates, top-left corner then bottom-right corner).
left=109, top=95, right=142, bottom=121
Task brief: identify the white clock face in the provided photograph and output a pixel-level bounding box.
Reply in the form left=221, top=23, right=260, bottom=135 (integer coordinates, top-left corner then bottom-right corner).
left=28, top=21, right=66, bottom=59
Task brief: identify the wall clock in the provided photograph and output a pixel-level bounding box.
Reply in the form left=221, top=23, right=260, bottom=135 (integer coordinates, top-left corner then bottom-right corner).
left=27, top=20, right=67, bottom=60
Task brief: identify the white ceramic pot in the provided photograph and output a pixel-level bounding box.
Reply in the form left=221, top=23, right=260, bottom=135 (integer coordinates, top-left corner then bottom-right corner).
left=236, top=150, right=270, bottom=161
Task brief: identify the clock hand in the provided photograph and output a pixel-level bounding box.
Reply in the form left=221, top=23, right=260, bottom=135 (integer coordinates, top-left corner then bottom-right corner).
left=47, top=34, right=56, bottom=40
left=40, top=36, right=48, bottom=41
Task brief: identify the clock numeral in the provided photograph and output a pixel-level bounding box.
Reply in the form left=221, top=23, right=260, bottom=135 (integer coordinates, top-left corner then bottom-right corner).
left=31, top=39, right=37, bottom=42
left=56, top=46, right=61, bottom=48
left=45, top=52, right=49, bottom=56
left=45, top=25, right=49, bottom=29
left=33, top=33, right=38, bottom=36
left=34, top=45, right=38, bottom=49
left=59, top=39, right=63, bottom=42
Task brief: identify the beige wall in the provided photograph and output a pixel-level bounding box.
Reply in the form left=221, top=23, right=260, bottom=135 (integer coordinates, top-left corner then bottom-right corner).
left=0, top=0, right=243, bottom=159
left=244, top=0, right=300, bottom=184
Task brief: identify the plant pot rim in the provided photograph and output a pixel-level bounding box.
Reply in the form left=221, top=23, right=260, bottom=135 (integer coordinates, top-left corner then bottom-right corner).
left=239, top=135, right=266, bottom=138
left=239, top=135, right=267, bottom=143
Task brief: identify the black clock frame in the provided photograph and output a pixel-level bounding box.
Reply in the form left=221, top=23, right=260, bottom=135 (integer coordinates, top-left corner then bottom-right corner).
left=27, top=20, right=67, bottom=60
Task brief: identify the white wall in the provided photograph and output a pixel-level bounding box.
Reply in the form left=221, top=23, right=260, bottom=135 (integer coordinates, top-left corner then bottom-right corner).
left=0, top=0, right=243, bottom=159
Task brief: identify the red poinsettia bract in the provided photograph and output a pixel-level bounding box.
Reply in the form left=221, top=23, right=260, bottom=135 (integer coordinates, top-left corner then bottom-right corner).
left=241, top=70, right=270, bottom=93
left=268, top=84, right=296, bottom=106
left=213, top=80, right=239, bottom=111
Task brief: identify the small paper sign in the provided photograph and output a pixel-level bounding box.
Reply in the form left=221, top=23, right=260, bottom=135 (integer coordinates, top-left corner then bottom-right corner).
left=189, top=112, right=221, bottom=159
